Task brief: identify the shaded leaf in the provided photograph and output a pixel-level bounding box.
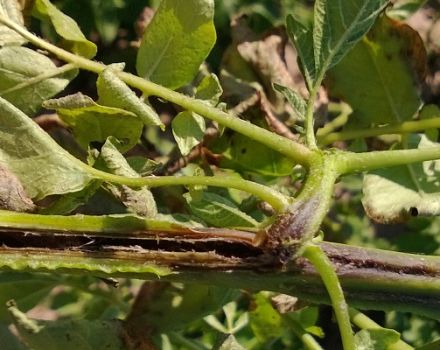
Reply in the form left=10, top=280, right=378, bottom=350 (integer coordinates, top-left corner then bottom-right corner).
left=221, top=133, right=294, bottom=177
left=97, top=66, right=164, bottom=129
left=136, top=0, right=216, bottom=90
left=313, top=0, right=388, bottom=79
left=354, top=329, right=400, bottom=350
left=90, top=0, right=121, bottom=44
left=0, top=96, right=93, bottom=200
left=33, top=0, right=97, bottom=58
left=363, top=135, right=440, bottom=223
left=172, top=111, right=206, bottom=156
left=44, top=93, right=143, bottom=152
left=273, top=83, right=306, bottom=118
left=326, top=16, right=425, bottom=127
left=97, top=138, right=157, bottom=217
left=419, top=104, right=440, bottom=142
left=0, top=0, right=27, bottom=46
left=0, top=46, right=78, bottom=116
left=184, top=191, right=259, bottom=228
left=0, top=323, right=28, bottom=350
left=8, top=301, right=126, bottom=350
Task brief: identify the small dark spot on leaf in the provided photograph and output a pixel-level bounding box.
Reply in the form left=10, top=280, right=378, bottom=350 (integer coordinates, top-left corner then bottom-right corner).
left=241, top=148, right=247, bottom=154
left=409, top=207, right=418, bottom=216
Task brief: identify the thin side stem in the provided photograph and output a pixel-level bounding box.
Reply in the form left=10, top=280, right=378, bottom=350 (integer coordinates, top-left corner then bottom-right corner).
left=349, top=308, right=414, bottom=350
left=319, top=117, right=440, bottom=146
left=0, top=63, right=78, bottom=96
left=0, top=15, right=312, bottom=167
left=86, top=168, right=290, bottom=212
left=335, top=147, right=440, bottom=175
left=302, top=244, right=355, bottom=350
left=305, top=88, right=318, bottom=150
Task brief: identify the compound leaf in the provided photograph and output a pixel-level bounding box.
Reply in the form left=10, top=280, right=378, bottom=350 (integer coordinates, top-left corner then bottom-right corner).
left=136, top=0, right=216, bottom=90
left=33, top=0, right=97, bottom=58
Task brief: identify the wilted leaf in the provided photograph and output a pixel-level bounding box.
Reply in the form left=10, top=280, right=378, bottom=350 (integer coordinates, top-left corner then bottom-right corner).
left=136, top=0, right=216, bottom=90
left=363, top=135, right=440, bottom=223
left=172, top=111, right=206, bottom=156
left=0, top=46, right=78, bottom=116
left=8, top=301, right=126, bottom=350
left=313, top=0, right=388, bottom=79
left=33, top=0, right=97, bottom=58
left=44, top=93, right=143, bottom=152
left=0, top=0, right=27, bottom=46
left=0, top=97, right=93, bottom=200
left=184, top=191, right=259, bottom=228
left=0, top=164, right=35, bottom=212
left=354, top=329, right=400, bottom=350
left=97, top=66, right=164, bottom=129
left=326, top=16, right=425, bottom=127
left=96, top=138, right=157, bottom=217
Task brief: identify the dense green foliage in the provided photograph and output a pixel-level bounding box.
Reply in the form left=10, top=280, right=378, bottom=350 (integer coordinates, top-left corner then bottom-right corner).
left=0, top=0, right=439, bottom=349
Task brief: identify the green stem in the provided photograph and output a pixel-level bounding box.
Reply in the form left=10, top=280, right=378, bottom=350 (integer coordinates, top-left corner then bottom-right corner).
left=302, top=244, right=355, bottom=350
left=0, top=63, right=78, bottom=96
left=349, top=308, right=414, bottom=350
left=319, top=117, right=440, bottom=146
left=0, top=15, right=312, bottom=167
left=86, top=168, right=290, bottom=212
left=284, top=316, right=324, bottom=350
left=335, top=147, right=440, bottom=175
left=305, top=88, right=318, bottom=150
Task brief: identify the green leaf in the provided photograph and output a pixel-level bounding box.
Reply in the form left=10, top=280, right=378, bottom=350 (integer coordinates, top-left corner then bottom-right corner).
left=195, top=73, right=223, bottom=104
left=136, top=0, right=216, bottom=90
left=0, top=46, right=78, bottom=116
left=362, top=135, right=440, bottom=223
left=286, top=15, right=315, bottom=90
left=96, top=138, right=157, bottom=217
left=184, top=191, right=259, bottom=228
left=221, top=133, right=294, bottom=177
left=8, top=302, right=126, bottom=350
left=0, top=164, right=35, bottom=212
left=97, top=66, right=164, bottom=129
left=0, top=97, right=93, bottom=200
left=354, top=329, right=400, bottom=350
left=89, top=0, right=121, bottom=44
left=33, top=0, right=97, bottom=58
left=420, top=104, right=440, bottom=142
left=0, top=273, right=59, bottom=321
left=0, top=0, right=27, bottom=46
left=172, top=111, right=206, bottom=156
left=313, top=0, right=388, bottom=80
left=44, top=92, right=143, bottom=152
left=326, top=16, right=423, bottom=128
left=132, top=283, right=237, bottom=333
left=273, top=83, right=306, bottom=118
left=249, top=292, right=283, bottom=343
left=213, top=334, right=246, bottom=350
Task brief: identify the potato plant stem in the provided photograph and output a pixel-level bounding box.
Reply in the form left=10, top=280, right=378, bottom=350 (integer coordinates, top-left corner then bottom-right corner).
left=302, top=244, right=355, bottom=350
left=0, top=15, right=312, bottom=167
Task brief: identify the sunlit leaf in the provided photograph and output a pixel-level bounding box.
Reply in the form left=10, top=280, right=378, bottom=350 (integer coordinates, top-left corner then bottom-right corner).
left=184, top=191, right=259, bottom=228
left=354, top=329, right=400, bottom=350
left=326, top=16, right=424, bottom=128
left=136, top=0, right=216, bottom=89
left=213, top=334, right=246, bottom=350
left=0, top=0, right=27, bottom=46
left=172, top=111, right=206, bottom=156
left=363, top=135, right=440, bottom=223
left=273, top=83, right=306, bottom=118
left=33, top=0, right=97, bottom=58
left=195, top=73, right=223, bottom=104
left=249, top=292, right=283, bottom=342
left=44, top=93, right=143, bottom=152
left=0, top=97, right=93, bottom=200
left=97, top=66, right=164, bottom=129
left=0, top=47, right=78, bottom=116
